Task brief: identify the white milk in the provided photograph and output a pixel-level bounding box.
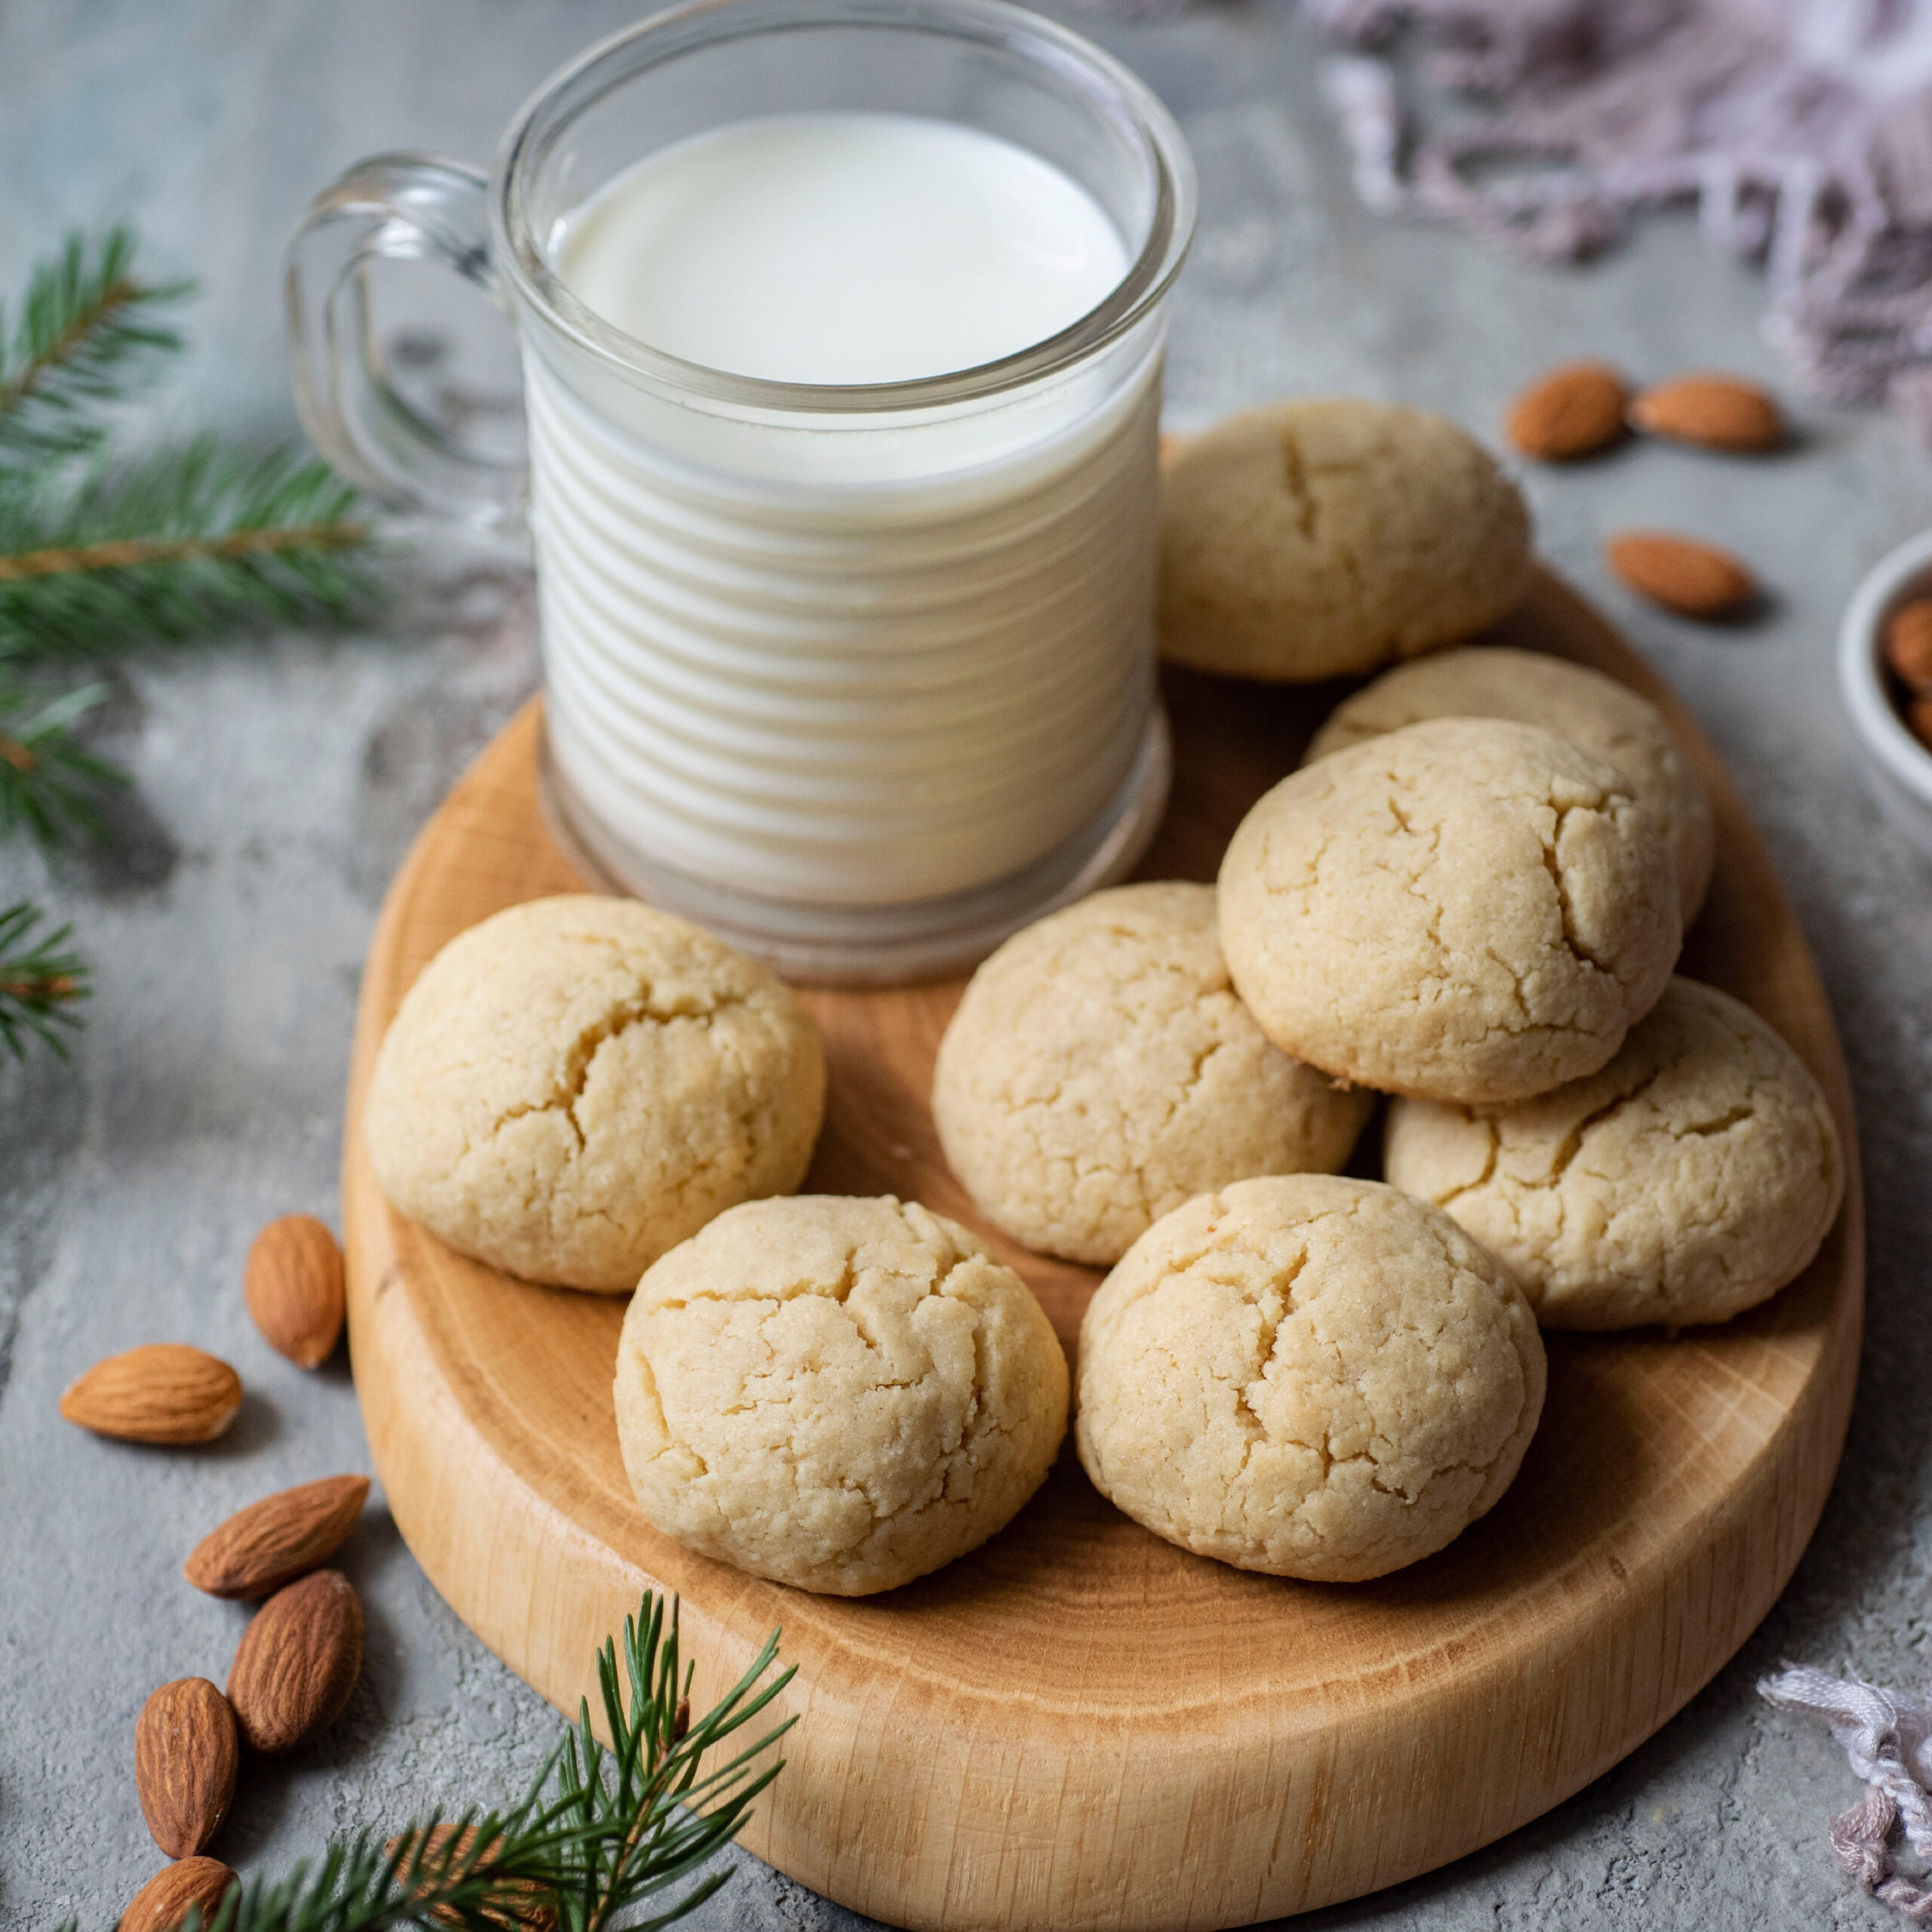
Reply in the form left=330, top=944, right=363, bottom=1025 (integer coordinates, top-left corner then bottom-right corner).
left=533, top=111, right=1162, bottom=909
left=557, top=114, right=1128, bottom=385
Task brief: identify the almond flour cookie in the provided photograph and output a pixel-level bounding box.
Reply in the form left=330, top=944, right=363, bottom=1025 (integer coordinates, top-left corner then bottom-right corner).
left=364, top=895, right=825, bottom=1294
left=614, top=1195, right=1068, bottom=1595
left=1305, top=646, right=1716, bottom=924
left=1075, top=1175, right=1545, bottom=1581
left=1219, top=717, right=1681, bottom=1104
left=1383, top=977, right=1844, bottom=1331
left=1158, top=398, right=1531, bottom=681
left=931, top=883, right=1372, bottom=1266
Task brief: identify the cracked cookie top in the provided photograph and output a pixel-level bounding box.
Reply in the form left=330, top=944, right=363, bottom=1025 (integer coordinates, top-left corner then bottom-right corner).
left=1219, top=716, right=1681, bottom=1105
left=1157, top=397, right=1531, bottom=682
left=931, top=882, right=1373, bottom=1266
left=1305, top=645, right=1716, bottom=926
left=614, top=1195, right=1069, bottom=1595
left=1075, top=1174, right=1546, bottom=1582
left=1384, top=977, right=1844, bottom=1331
left=364, top=894, right=825, bottom=1294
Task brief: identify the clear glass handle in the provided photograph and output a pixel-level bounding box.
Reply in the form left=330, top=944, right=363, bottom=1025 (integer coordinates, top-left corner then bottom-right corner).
left=285, top=153, right=525, bottom=532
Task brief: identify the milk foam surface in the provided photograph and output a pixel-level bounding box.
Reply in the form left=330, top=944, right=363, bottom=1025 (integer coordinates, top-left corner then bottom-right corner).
left=555, top=113, right=1129, bottom=384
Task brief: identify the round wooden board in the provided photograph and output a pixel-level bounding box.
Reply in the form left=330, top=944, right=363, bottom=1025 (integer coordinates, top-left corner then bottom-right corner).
left=343, top=565, right=1863, bottom=1932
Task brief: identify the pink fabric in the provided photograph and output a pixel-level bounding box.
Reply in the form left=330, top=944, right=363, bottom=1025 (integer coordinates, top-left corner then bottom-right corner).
left=1760, top=1664, right=1932, bottom=1921
left=1304, top=0, right=1932, bottom=435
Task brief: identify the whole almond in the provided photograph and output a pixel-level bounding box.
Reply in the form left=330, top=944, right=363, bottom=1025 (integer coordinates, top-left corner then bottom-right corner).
left=1505, top=360, right=1629, bottom=460
left=60, top=1344, right=242, bottom=1444
left=120, top=1856, right=237, bottom=1932
left=185, top=1474, right=371, bottom=1600
left=245, top=1214, right=346, bottom=1369
left=1884, top=598, right=1932, bottom=691
left=1629, top=372, right=1783, bottom=452
left=386, top=1824, right=558, bottom=1930
left=226, top=1567, right=364, bottom=1755
left=135, top=1678, right=238, bottom=1860
left=1606, top=531, right=1757, bottom=617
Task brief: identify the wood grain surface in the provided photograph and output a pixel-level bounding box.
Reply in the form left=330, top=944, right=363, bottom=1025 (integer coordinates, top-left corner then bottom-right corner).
left=340, top=565, right=1863, bottom=1932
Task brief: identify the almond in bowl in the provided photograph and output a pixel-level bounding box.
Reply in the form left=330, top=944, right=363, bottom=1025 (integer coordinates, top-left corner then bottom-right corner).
left=1838, top=528, right=1932, bottom=861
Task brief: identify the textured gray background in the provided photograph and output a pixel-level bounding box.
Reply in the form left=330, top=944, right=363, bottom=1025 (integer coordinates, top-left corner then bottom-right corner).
left=2, top=3, right=1928, bottom=1928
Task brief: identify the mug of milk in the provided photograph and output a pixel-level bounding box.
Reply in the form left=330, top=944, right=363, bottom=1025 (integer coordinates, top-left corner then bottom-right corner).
left=287, top=0, right=1195, bottom=981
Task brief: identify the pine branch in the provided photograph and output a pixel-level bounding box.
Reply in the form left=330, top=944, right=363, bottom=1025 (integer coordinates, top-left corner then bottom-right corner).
left=0, top=229, right=378, bottom=1083
left=0, top=227, right=192, bottom=463
left=552, top=1595, right=793, bottom=1932
left=0, top=441, right=371, bottom=661
left=0, top=675, right=128, bottom=848
left=0, top=899, right=90, bottom=1059
left=61, top=1593, right=795, bottom=1932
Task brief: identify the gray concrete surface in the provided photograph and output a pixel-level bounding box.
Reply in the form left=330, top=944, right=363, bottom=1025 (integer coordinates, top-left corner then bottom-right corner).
left=2, top=4, right=1928, bottom=1927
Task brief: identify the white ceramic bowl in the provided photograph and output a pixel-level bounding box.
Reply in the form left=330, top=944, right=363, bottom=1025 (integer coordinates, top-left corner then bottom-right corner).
left=1838, top=527, right=1932, bottom=860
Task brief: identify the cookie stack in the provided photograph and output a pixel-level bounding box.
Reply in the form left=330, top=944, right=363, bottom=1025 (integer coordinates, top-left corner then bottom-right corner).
left=940, top=658, right=1838, bottom=1587
left=931, top=399, right=1841, bottom=1589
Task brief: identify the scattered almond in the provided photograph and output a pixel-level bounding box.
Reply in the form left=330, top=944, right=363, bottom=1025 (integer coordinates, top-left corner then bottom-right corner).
left=1505, top=360, right=1629, bottom=461
left=226, top=1567, right=365, bottom=1755
left=1884, top=598, right=1932, bottom=691
left=385, top=1824, right=558, bottom=1930
left=1629, top=372, right=1783, bottom=452
left=59, top=1343, right=242, bottom=1445
left=245, top=1214, right=346, bottom=1369
left=134, top=1678, right=238, bottom=1860
left=1605, top=531, right=1757, bottom=618
left=120, top=1856, right=237, bottom=1932
left=184, top=1473, right=371, bottom=1601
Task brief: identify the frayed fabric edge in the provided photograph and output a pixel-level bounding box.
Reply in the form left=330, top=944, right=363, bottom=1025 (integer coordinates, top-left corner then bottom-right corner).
left=1759, top=1663, right=1932, bottom=1921
left=1292, top=0, right=1932, bottom=441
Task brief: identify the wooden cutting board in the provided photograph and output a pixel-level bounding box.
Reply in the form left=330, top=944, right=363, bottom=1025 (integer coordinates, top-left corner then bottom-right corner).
left=340, top=564, right=1862, bottom=1932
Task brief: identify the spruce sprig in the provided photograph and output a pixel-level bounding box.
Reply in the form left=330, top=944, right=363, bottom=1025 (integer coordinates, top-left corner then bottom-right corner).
left=0, top=225, right=374, bottom=1062
left=0, top=899, right=90, bottom=1059
left=0, top=226, right=192, bottom=463
left=75, top=1594, right=795, bottom=1932
left=546, top=1594, right=792, bottom=1930
left=0, top=440, right=369, bottom=661
left=0, top=675, right=126, bottom=848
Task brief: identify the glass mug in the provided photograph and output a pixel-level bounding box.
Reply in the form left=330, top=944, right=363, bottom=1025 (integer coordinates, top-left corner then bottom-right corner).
left=287, top=0, right=1196, bottom=981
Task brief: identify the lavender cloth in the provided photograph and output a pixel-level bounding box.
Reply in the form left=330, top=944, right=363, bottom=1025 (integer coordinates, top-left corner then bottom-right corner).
left=1300, top=0, right=1932, bottom=435
left=1760, top=1665, right=1932, bottom=1921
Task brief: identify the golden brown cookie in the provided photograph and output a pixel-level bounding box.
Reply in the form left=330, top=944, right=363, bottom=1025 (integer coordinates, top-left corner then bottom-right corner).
left=614, top=1195, right=1068, bottom=1595
left=1158, top=398, right=1531, bottom=681
left=1219, top=717, right=1681, bottom=1104
left=364, top=895, right=825, bottom=1292
left=1305, top=645, right=1715, bottom=924
left=1383, top=977, right=1844, bottom=1330
left=932, top=882, right=1371, bottom=1265
left=1075, top=1175, right=1545, bottom=1581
